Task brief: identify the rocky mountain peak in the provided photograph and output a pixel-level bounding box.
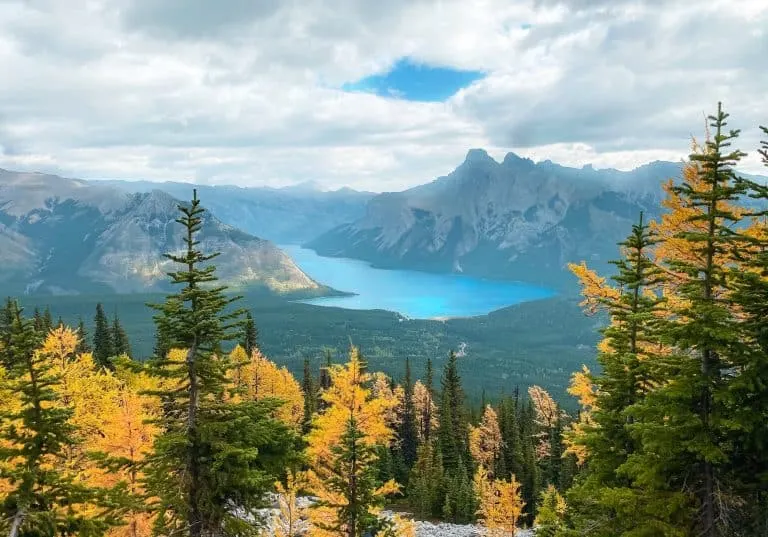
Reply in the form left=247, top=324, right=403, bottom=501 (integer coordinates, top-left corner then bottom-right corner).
left=462, top=148, right=496, bottom=166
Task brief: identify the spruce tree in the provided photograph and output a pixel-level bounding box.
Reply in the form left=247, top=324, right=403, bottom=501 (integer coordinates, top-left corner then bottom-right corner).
left=565, top=212, right=671, bottom=535
left=725, top=126, right=768, bottom=533
left=628, top=103, right=747, bottom=537
left=93, top=303, right=115, bottom=369
left=398, top=357, right=418, bottom=475
left=423, top=358, right=434, bottom=443
left=75, top=317, right=91, bottom=355
left=438, top=350, right=467, bottom=473
left=42, top=307, right=53, bottom=333
left=408, top=442, right=444, bottom=519
left=0, top=302, right=115, bottom=535
left=112, top=313, right=131, bottom=357
left=242, top=310, right=259, bottom=356
left=144, top=190, right=294, bottom=536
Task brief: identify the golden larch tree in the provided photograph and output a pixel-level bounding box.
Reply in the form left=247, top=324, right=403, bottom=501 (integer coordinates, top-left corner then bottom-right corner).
left=469, top=405, right=502, bottom=471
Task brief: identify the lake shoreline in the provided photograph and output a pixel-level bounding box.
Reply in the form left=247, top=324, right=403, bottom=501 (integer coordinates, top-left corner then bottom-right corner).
left=280, top=244, right=555, bottom=319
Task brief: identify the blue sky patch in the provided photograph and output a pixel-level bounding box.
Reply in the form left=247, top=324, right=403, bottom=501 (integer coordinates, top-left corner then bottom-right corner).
left=341, top=58, right=485, bottom=102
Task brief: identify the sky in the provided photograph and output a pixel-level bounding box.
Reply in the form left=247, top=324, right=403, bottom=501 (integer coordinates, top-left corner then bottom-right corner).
left=0, top=0, right=766, bottom=192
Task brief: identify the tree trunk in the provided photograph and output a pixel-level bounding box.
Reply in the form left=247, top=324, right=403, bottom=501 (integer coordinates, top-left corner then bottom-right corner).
left=9, top=510, right=24, bottom=537
left=186, top=341, right=203, bottom=537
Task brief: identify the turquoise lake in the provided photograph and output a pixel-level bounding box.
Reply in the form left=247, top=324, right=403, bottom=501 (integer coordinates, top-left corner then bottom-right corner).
left=281, top=245, right=555, bottom=319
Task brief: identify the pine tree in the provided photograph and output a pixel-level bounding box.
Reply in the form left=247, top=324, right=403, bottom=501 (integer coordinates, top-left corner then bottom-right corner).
left=93, top=302, right=115, bottom=369
left=242, top=310, right=259, bottom=357
left=397, top=357, right=419, bottom=475
left=144, top=190, right=295, bottom=536
left=0, top=303, right=116, bottom=535
left=438, top=350, right=467, bottom=473
left=627, top=103, right=748, bottom=537
left=112, top=313, right=131, bottom=357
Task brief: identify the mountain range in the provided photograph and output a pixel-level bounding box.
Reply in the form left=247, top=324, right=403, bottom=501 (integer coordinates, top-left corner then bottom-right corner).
left=98, top=179, right=374, bottom=244
left=0, top=169, right=322, bottom=295
left=3, top=151, right=765, bottom=297
left=308, top=149, right=767, bottom=289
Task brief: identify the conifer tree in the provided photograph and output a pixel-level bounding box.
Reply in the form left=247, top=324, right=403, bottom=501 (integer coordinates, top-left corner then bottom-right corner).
left=302, top=356, right=317, bottom=435
left=438, top=350, right=467, bottom=473
left=565, top=213, right=673, bottom=535
left=469, top=405, right=502, bottom=473
left=93, top=302, right=115, bottom=369
left=408, top=442, right=444, bottom=519
left=627, top=103, right=747, bottom=537
left=242, top=310, right=259, bottom=357
left=442, top=456, right=475, bottom=524
left=144, top=190, right=294, bottom=536
left=724, top=126, right=768, bottom=532
left=534, top=485, right=567, bottom=537
left=319, top=348, right=333, bottom=392
left=42, top=307, right=53, bottom=333
left=112, top=313, right=131, bottom=357
left=424, top=358, right=434, bottom=442
left=0, top=303, right=115, bottom=535
left=305, top=346, right=399, bottom=536
left=397, top=357, right=418, bottom=474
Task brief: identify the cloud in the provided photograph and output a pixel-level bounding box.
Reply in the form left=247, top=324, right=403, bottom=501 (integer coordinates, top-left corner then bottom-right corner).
left=0, top=0, right=765, bottom=192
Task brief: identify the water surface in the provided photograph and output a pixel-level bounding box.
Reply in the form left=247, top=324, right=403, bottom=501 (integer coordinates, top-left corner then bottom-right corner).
left=282, top=245, right=554, bottom=319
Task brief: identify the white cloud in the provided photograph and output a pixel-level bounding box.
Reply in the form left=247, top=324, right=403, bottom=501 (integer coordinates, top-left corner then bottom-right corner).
left=0, top=0, right=765, bottom=191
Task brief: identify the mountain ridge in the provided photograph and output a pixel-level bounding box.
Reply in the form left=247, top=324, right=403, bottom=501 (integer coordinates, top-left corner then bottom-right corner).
left=0, top=169, right=323, bottom=296
left=307, top=150, right=767, bottom=290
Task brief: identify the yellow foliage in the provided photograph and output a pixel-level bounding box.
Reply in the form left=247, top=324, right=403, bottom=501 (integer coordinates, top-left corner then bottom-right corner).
left=474, top=466, right=525, bottom=536
left=412, top=380, right=438, bottom=441
left=272, top=470, right=310, bottom=537
left=562, top=366, right=597, bottom=466
left=567, top=261, right=621, bottom=316
left=229, top=345, right=305, bottom=429
left=305, top=347, right=400, bottom=536
left=469, top=405, right=502, bottom=470
left=371, top=372, right=404, bottom=428
left=306, top=347, right=396, bottom=464
left=567, top=366, right=597, bottom=410
left=38, top=326, right=161, bottom=536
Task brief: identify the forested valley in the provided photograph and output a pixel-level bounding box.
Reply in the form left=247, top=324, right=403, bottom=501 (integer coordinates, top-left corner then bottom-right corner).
left=0, top=104, right=766, bottom=536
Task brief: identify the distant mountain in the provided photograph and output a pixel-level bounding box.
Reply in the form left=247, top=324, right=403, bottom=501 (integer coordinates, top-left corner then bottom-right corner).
left=308, top=150, right=767, bottom=290
left=0, top=169, right=323, bottom=296
left=99, top=179, right=374, bottom=244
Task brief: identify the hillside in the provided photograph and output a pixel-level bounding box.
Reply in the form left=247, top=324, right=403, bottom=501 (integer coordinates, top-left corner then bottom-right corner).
left=0, top=169, right=323, bottom=295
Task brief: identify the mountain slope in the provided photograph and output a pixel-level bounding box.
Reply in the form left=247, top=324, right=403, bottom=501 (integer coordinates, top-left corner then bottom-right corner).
left=0, top=169, right=321, bottom=295
left=308, top=150, right=764, bottom=290
left=98, top=179, right=374, bottom=244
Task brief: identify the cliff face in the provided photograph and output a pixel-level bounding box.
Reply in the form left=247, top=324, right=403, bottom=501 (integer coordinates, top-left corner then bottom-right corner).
left=0, top=169, right=320, bottom=295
